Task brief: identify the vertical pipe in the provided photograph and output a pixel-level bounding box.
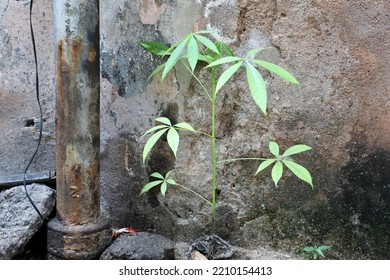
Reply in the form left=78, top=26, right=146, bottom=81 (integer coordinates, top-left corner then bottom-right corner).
left=47, top=0, right=111, bottom=260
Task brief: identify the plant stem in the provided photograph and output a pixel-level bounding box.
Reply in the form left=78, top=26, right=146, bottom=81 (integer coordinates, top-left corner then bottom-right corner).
left=180, top=59, right=212, bottom=101
left=194, top=130, right=213, bottom=138
left=211, top=68, right=218, bottom=233
left=218, top=157, right=269, bottom=164
left=177, top=184, right=212, bottom=206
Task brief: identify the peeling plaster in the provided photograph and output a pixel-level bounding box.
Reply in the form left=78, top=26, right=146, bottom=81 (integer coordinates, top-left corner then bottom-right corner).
left=139, top=0, right=166, bottom=25
left=204, top=0, right=237, bottom=44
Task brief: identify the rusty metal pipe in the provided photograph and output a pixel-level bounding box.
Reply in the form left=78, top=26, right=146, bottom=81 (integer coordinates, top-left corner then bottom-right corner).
left=47, top=0, right=111, bottom=260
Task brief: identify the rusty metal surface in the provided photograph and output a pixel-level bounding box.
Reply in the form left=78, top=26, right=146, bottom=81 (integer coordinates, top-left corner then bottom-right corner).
left=54, top=0, right=101, bottom=225
left=47, top=217, right=112, bottom=260
left=48, top=0, right=111, bottom=259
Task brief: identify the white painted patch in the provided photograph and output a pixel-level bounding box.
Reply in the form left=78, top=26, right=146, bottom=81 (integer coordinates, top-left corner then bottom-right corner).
left=204, top=0, right=237, bottom=44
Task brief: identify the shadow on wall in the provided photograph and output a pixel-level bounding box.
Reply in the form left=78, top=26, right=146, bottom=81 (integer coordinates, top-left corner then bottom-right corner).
left=307, top=133, right=390, bottom=259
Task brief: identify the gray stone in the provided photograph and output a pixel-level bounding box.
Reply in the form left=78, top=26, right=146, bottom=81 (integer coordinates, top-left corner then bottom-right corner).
left=0, top=184, right=55, bottom=259
left=100, top=232, right=174, bottom=260
left=174, top=242, right=297, bottom=260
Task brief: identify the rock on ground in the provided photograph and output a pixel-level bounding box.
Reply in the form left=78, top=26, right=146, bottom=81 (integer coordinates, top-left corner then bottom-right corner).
left=0, top=184, right=55, bottom=259
left=175, top=242, right=297, bottom=260
left=100, top=232, right=174, bottom=260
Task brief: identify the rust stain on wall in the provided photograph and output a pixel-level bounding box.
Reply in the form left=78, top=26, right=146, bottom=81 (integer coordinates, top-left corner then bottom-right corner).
left=139, top=0, right=166, bottom=25
left=88, top=43, right=97, bottom=63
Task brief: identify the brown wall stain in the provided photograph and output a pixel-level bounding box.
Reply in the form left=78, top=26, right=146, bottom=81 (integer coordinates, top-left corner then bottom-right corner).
left=138, top=0, right=166, bottom=25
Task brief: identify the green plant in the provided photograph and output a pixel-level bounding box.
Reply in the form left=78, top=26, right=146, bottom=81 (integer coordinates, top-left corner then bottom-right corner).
left=139, top=30, right=313, bottom=232
left=302, top=245, right=331, bottom=260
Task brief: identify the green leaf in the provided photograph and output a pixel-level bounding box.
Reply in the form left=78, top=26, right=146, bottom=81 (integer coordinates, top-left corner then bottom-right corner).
left=162, top=36, right=190, bottom=80
left=318, top=245, right=331, bottom=251
left=148, top=62, right=166, bottom=80
left=255, top=159, right=276, bottom=175
left=140, top=180, right=164, bottom=195
left=282, top=144, right=312, bottom=157
left=142, top=128, right=168, bottom=164
left=150, top=172, right=164, bottom=179
left=216, top=61, right=243, bottom=93
left=252, top=60, right=299, bottom=84
left=246, top=62, right=267, bottom=115
left=214, top=41, right=235, bottom=57
left=165, top=169, right=175, bottom=179
left=167, top=127, right=180, bottom=158
left=161, top=181, right=168, bottom=196
left=174, top=122, right=197, bottom=133
left=187, top=36, right=199, bottom=72
left=269, top=141, right=280, bottom=157
left=195, top=34, right=220, bottom=55
left=166, top=178, right=178, bottom=185
left=316, top=249, right=325, bottom=258
left=221, top=42, right=235, bottom=56
left=303, top=247, right=315, bottom=252
left=155, top=117, right=172, bottom=126
left=282, top=160, right=313, bottom=188
left=206, top=56, right=242, bottom=68
left=198, top=54, right=214, bottom=63
left=140, top=41, right=170, bottom=56
left=246, top=47, right=271, bottom=58
left=271, top=161, right=283, bottom=186
left=141, top=125, right=169, bottom=138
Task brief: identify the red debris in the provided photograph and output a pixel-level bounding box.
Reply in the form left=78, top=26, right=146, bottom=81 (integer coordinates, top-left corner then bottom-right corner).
left=112, top=227, right=141, bottom=239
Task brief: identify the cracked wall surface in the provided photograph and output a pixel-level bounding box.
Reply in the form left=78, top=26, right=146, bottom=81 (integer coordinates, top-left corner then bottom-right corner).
left=1, top=0, right=389, bottom=259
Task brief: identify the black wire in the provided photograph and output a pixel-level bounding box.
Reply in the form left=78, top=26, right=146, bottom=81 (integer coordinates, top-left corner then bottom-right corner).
left=24, top=0, right=46, bottom=224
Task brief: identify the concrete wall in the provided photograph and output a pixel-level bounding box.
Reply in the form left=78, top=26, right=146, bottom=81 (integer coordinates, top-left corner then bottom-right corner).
left=1, top=0, right=389, bottom=259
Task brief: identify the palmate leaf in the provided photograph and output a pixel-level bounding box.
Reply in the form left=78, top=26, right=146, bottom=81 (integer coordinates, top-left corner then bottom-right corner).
left=140, top=179, right=164, bottom=195
left=246, top=63, right=267, bottom=115
left=155, top=117, right=172, bottom=126
left=150, top=172, right=165, bottom=179
left=165, top=169, right=175, bottom=179
left=141, top=125, right=169, bottom=138
left=216, top=61, right=243, bottom=93
left=161, top=181, right=168, bottom=196
left=140, top=170, right=177, bottom=196
left=303, top=247, right=315, bottom=252
left=187, top=36, right=199, bottom=72
left=318, top=245, right=331, bottom=251
left=254, top=141, right=313, bottom=188
left=255, top=159, right=276, bottom=175
left=166, top=178, right=178, bottom=185
left=148, top=62, right=166, bottom=80
left=162, top=36, right=190, bottom=80
left=198, top=54, right=214, bottom=64
left=206, top=56, right=242, bottom=68
left=167, top=127, right=180, bottom=158
left=195, top=34, right=220, bottom=55
left=141, top=118, right=196, bottom=164
left=252, top=59, right=299, bottom=84
left=142, top=128, right=168, bottom=164
left=269, top=141, right=280, bottom=157
left=214, top=41, right=235, bottom=57
left=282, top=144, right=312, bottom=157
left=140, top=41, right=170, bottom=56
left=282, top=159, right=313, bottom=188
left=271, top=161, right=283, bottom=187
left=174, top=122, right=196, bottom=133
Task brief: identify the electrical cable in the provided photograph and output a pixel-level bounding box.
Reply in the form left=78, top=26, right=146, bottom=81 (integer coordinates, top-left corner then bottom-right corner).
left=23, top=0, right=46, bottom=224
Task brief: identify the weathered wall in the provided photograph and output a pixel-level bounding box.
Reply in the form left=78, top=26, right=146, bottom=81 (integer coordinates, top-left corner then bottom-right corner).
left=0, top=0, right=55, bottom=176
left=1, top=0, right=389, bottom=259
